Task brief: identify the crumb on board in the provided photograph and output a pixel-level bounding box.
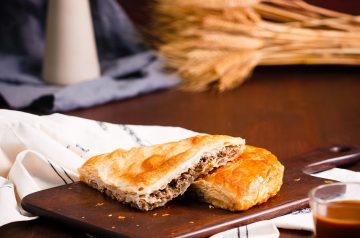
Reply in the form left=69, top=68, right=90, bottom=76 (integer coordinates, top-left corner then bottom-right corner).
left=81, top=216, right=85, bottom=219
left=95, top=202, right=104, bottom=207
left=189, top=221, right=194, bottom=224
left=162, top=213, right=170, bottom=217
left=85, top=233, right=94, bottom=238
left=118, top=215, right=126, bottom=220
left=68, top=187, right=72, bottom=190
left=324, top=180, right=334, bottom=184
left=111, top=226, right=116, bottom=229
left=152, top=213, right=158, bottom=216
left=209, top=205, right=214, bottom=209
left=294, top=178, right=301, bottom=182
left=136, top=224, right=140, bottom=227
left=108, top=214, right=113, bottom=217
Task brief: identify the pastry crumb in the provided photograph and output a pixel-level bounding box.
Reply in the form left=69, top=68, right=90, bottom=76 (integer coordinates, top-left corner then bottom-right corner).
left=118, top=215, right=126, bottom=220
left=189, top=221, right=194, bottom=224
left=294, top=178, right=301, bottom=182
left=108, top=214, right=113, bottom=217
left=209, top=205, right=214, bottom=209
left=95, top=202, right=104, bottom=207
left=136, top=224, right=140, bottom=227
left=111, top=226, right=116, bottom=229
left=324, top=180, right=333, bottom=184
left=81, top=216, right=85, bottom=219
left=152, top=213, right=158, bottom=216
left=162, top=213, right=170, bottom=217
left=68, top=187, right=72, bottom=190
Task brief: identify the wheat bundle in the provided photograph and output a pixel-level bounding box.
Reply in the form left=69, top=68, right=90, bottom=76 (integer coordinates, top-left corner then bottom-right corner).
left=145, top=0, right=360, bottom=91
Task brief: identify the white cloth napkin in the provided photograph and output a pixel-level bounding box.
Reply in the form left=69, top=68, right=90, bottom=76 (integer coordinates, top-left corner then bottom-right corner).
left=0, top=109, right=359, bottom=238
left=211, top=220, right=279, bottom=238
left=0, top=109, right=197, bottom=226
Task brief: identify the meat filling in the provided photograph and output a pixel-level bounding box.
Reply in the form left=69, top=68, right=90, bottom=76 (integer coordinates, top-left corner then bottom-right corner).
left=87, top=145, right=240, bottom=211
left=136, top=145, right=240, bottom=210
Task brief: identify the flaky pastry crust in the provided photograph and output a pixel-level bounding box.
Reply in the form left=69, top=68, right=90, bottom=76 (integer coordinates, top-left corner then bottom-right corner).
left=190, top=145, right=284, bottom=211
left=78, top=135, right=245, bottom=210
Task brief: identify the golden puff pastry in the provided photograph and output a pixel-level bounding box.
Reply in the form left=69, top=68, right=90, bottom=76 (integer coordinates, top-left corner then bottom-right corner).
left=190, top=145, right=284, bottom=211
left=78, top=135, right=245, bottom=211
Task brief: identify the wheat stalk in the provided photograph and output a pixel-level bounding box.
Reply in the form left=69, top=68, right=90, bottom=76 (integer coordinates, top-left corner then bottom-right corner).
left=145, top=0, right=360, bottom=91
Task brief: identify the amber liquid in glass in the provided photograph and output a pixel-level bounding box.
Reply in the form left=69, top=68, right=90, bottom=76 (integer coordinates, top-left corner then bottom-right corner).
left=315, top=200, right=360, bottom=238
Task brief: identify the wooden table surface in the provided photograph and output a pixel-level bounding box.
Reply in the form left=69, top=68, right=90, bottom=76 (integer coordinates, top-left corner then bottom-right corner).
left=1, top=65, right=360, bottom=238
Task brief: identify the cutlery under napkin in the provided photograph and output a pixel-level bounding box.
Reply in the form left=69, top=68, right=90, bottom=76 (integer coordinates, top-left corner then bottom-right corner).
left=0, top=109, right=359, bottom=238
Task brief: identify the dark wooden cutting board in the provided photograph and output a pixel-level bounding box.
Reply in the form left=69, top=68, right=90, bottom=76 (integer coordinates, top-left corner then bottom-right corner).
left=22, top=145, right=360, bottom=238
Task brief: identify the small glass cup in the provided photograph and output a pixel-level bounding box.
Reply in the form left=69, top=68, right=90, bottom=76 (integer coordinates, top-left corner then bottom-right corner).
left=309, top=182, right=360, bottom=238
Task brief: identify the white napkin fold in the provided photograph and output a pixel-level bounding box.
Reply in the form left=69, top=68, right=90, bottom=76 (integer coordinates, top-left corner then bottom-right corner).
left=0, top=177, right=36, bottom=225
left=312, top=167, right=360, bottom=182
left=0, top=109, right=359, bottom=238
left=210, top=220, right=279, bottom=238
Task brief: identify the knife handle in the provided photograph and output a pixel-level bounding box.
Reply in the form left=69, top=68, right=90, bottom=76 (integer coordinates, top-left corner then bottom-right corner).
left=302, top=145, right=360, bottom=175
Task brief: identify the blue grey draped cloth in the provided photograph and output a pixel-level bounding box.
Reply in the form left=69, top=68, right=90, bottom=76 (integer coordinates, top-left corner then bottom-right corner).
left=0, top=0, right=179, bottom=112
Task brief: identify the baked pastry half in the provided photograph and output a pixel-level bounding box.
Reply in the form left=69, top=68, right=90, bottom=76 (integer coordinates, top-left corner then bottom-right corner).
left=190, top=145, right=284, bottom=211
left=78, top=135, right=245, bottom=211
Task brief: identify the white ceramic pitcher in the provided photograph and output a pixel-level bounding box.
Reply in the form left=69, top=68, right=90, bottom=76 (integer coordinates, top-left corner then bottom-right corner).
left=42, top=0, right=100, bottom=85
